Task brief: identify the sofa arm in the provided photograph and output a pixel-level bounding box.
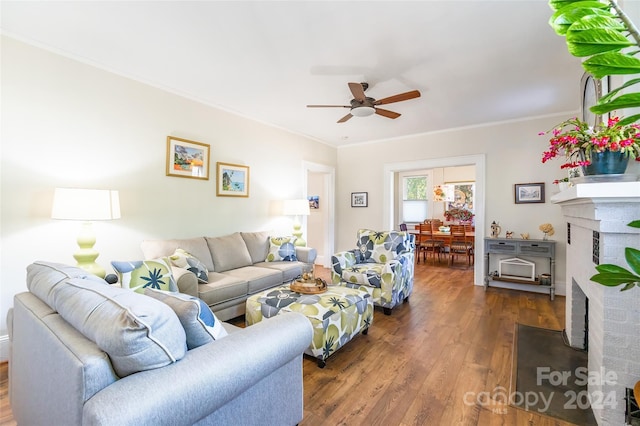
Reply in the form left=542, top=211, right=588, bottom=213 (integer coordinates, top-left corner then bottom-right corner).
left=295, top=246, right=317, bottom=264
left=83, top=312, right=313, bottom=426
left=330, top=250, right=357, bottom=284
left=171, top=266, right=198, bottom=297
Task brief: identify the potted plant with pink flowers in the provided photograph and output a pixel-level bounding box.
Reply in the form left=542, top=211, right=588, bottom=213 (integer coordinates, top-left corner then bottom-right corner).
left=540, top=116, right=640, bottom=175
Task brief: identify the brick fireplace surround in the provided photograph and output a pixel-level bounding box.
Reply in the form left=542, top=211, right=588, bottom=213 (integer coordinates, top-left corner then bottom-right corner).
left=552, top=181, right=640, bottom=425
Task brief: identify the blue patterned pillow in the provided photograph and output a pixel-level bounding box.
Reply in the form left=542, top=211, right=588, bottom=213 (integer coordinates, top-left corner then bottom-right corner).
left=265, top=236, right=297, bottom=262
left=111, top=258, right=178, bottom=294
left=144, top=289, right=228, bottom=349
left=169, top=248, right=209, bottom=283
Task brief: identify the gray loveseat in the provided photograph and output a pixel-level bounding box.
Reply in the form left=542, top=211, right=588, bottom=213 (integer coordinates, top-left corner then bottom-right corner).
left=140, top=231, right=317, bottom=320
left=7, top=261, right=313, bottom=426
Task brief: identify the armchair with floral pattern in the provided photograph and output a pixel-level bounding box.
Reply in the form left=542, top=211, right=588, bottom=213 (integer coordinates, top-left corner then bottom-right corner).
left=331, top=229, right=415, bottom=315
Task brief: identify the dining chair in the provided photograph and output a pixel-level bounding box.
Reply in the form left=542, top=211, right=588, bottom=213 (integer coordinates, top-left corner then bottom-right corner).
left=416, top=222, right=443, bottom=264
left=449, top=224, right=474, bottom=267
left=463, top=222, right=475, bottom=264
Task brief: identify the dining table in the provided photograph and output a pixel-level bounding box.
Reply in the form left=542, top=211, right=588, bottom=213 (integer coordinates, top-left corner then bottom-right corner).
left=409, top=225, right=475, bottom=243
left=410, top=225, right=475, bottom=265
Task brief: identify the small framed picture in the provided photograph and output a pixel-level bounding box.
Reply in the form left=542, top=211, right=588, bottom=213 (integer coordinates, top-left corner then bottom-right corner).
left=514, top=183, right=545, bottom=204
left=308, top=195, right=319, bottom=209
left=351, top=192, right=368, bottom=207
left=166, top=136, right=210, bottom=180
left=216, top=162, right=249, bottom=197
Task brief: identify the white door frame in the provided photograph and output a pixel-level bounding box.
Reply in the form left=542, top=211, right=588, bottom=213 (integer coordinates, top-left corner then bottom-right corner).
left=303, top=161, right=335, bottom=268
left=383, top=154, right=486, bottom=285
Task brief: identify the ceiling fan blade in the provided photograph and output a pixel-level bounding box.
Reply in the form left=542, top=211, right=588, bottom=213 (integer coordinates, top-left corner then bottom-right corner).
left=374, top=90, right=421, bottom=105
left=348, top=82, right=367, bottom=102
left=337, top=113, right=353, bottom=123
left=375, top=108, right=401, bottom=119
left=307, top=104, right=350, bottom=108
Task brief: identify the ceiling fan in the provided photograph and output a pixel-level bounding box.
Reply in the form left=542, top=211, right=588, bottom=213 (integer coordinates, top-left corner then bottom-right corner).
left=307, top=82, right=421, bottom=123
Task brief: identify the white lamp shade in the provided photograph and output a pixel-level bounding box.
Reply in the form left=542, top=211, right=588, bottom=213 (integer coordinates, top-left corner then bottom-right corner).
left=52, top=188, right=121, bottom=220
left=282, top=199, right=310, bottom=216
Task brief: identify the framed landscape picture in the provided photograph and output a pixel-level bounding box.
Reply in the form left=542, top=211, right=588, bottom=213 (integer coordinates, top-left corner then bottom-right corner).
left=514, top=183, right=545, bottom=204
left=216, top=162, right=249, bottom=197
left=166, top=136, right=210, bottom=180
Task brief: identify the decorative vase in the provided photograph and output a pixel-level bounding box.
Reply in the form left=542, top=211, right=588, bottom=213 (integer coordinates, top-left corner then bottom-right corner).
left=580, top=150, right=629, bottom=176
left=557, top=182, right=569, bottom=191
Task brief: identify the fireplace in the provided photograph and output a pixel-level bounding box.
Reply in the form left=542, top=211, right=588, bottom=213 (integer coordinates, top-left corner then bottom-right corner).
left=553, top=182, right=640, bottom=426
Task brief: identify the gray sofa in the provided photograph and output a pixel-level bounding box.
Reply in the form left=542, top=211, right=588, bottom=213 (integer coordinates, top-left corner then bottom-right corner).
left=140, top=231, right=317, bottom=320
left=7, top=261, right=313, bottom=426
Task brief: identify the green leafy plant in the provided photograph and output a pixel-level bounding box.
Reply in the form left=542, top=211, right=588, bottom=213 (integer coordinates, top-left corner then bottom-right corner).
left=549, top=1, right=640, bottom=291
left=590, top=220, right=640, bottom=290
left=549, top=0, right=640, bottom=125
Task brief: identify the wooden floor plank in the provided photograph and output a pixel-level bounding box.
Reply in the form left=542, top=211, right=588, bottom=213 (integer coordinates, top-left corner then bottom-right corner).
left=0, top=262, right=576, bottom=426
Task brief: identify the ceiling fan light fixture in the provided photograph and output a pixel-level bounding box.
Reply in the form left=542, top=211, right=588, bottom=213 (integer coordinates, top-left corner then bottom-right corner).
left=350, top=106, right=375, bottom=117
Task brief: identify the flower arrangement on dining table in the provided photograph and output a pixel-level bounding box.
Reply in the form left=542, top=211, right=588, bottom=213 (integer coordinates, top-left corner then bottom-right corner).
left=444, top=207, right=474, bottom=223
left=540, top=116, right=640, bottom=169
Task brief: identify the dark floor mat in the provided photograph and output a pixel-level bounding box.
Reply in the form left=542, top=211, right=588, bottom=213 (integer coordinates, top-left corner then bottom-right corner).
left=511, top=323, right=597, bottom=425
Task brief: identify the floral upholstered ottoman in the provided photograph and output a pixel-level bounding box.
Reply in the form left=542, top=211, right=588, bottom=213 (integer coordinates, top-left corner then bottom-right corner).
left=245, top=285, right=373, bottom=367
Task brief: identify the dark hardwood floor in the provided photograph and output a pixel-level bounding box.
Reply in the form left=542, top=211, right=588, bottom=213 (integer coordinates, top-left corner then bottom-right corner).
left=0, top=262, right=573, bottom=425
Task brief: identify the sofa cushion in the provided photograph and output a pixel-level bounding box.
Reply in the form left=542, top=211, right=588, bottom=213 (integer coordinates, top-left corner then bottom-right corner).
left=206, top=233, right=253, bottom=272
left=140, top=237, right=214, bottom=272
left=27, top=261, right=107, bottom=305
left=145, top=289, right=228, bottom=349
left=254, top=261, right=303, bottom=282
left=266, top=236, right=297, bottom=262
left=169, top=248, right=209, bottom=283
left=111, top=258, right=178, bottom=293
left=197, top=272, right=248, bottom=306
left=26, top=261, right=186, bottom=378
left=241, top=231, right=270, bottom=263
left=219, top=266, right=283, bottom=294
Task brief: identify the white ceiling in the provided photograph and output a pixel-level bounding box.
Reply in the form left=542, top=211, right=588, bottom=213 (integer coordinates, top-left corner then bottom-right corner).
left=1, top=0, right=584, bottom=147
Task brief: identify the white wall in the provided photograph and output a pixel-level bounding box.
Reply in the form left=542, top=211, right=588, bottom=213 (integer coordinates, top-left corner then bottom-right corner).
left=333, top=116, right=629, bottom=294
left=0, top=36, right=337, bottom=357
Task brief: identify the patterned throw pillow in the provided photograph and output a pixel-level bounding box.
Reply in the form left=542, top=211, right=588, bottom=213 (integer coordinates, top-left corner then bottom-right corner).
left=169, top=248, right=209, bottom=283
left=145, top=288, right=228, bottom=349
left=265, top=236, right=297, bottom=262
left=111, top=258, right=178, bottom=294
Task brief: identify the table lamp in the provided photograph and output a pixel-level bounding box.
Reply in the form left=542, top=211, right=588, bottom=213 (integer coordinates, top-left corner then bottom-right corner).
left=51, top=188, right=121, bottom=278
left=283, top=199, right=311, bottom=247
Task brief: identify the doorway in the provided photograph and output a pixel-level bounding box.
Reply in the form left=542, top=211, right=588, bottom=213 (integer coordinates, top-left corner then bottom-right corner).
left=303, top=161, right=335, bottom=268
left=383, top=154, right=486, bottom=285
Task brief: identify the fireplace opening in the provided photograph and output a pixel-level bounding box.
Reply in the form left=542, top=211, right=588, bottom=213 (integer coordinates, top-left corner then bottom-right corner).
left=570, top=278, right=589, bottom=351
left=626, top=387, right=640, bottom=425
left=584, top=296, right=589, bottom=352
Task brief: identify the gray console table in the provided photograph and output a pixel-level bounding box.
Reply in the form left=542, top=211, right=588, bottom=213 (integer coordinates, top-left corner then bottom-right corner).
left=483, top=237, right=556, bottom=300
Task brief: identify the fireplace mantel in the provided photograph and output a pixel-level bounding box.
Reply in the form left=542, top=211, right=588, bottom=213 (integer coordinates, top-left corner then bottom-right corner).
left=551, top=181, right=640, bottom=204
left=552, top=180, right=640, bottom=425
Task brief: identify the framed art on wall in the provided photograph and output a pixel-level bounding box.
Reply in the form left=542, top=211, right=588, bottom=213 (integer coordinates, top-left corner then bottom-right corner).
left=216, top=162, right=249, bottom=197
left=351, top=192, right=368, bottom=207
left=514, top=183, right=545, bottom=204
left=166, top=136, right=210, bottom=180
left=308, top=195, right=319, bottom=209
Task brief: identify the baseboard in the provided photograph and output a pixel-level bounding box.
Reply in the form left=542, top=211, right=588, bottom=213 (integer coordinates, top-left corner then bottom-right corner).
left=0, top=334, right=9, bottom=361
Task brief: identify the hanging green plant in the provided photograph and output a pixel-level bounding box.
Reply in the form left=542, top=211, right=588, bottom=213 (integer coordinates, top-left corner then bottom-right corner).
left=549, top=0, right=640, bottom=125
